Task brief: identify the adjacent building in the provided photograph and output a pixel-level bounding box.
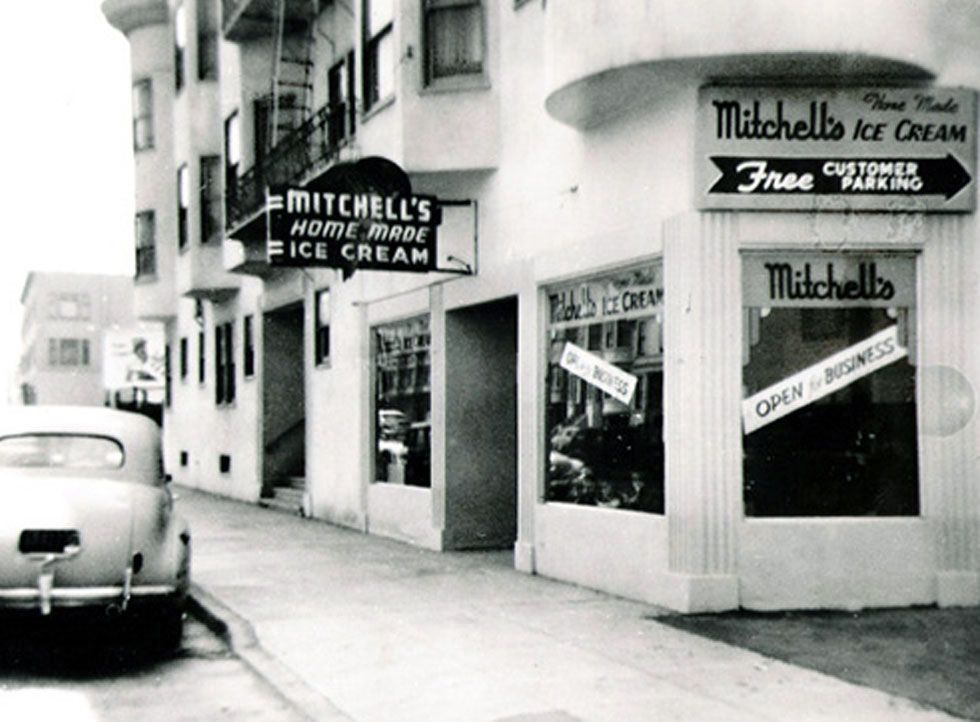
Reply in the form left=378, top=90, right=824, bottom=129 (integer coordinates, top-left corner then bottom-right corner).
left=17, top=272, right=135, bottom=407
left=103, top=0, right=980, bottom=612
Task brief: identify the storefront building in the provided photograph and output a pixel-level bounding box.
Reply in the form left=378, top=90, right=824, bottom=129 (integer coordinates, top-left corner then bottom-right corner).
left=107, top=0, right=980, bottom=613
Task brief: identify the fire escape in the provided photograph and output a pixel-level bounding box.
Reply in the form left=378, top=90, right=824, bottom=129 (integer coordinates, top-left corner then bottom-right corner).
left=225, top=0, right=354, bottom=239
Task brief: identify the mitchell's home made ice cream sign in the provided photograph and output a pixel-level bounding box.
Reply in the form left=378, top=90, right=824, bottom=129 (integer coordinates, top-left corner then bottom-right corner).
left=697, top=87, right=976, bottom=212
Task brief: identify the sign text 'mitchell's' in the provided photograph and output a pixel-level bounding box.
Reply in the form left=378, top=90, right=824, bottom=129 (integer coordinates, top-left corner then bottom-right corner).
left=285, top=189, right=437, bottom=224
left=713, top=100, right=846, bottom=142
left=765, top=262, right=895, bottom=301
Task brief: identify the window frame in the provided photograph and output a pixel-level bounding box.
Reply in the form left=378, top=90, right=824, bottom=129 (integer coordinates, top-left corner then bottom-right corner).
left=215, top=321, right=236, bottom=406
left=314, top=289, right=331, bottom=366
left=197, top=330, right=206, bottom=384
left=179, top=336, right=189, bottom=380
left=134, top=210, right=156, bottom=279
left=243, top=314, right=255, bottom=378
left=421, top=0, right=487, bottom=90
left=131, top=78, right=154, bottom=151
left=362, top=0, right=395, bottom=113
left=196, top=0, right=218, bottom=81
left=199, top=154, right=222, bottom=244
left=177, top=163, right=190, bottom=250
left=224, top=111, right=240, bottom=221
left=174, top=0, right=187, bottom=92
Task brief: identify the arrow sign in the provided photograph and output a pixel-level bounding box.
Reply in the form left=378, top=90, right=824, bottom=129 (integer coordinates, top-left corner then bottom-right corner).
left=708, top=154, right=971, bottom=200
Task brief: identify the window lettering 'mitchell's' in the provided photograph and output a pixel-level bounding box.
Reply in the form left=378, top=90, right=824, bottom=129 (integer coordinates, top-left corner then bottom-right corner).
left=765, top=262, right=896, bottom=301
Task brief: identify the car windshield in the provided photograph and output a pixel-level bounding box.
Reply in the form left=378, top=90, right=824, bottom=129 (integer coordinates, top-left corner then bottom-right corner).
left=0, top=434, right=124, bottom=470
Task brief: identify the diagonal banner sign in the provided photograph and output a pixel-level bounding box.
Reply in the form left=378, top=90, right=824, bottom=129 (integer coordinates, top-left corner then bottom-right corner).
left=742, top=325, right=907, bottom=434
left=559, top=342, right=638, bottom=406
left=709, top=154, right=971, bottom=200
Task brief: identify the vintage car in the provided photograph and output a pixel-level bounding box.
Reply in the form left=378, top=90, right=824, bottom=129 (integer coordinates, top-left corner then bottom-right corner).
left=0, top=405, right=190, bottom=647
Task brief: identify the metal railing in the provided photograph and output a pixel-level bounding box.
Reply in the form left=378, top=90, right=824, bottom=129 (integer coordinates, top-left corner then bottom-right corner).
left=225, top=102, right=352, bottom=231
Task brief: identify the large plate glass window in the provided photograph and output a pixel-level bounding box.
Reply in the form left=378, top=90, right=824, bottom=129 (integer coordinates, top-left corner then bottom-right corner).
left=545, top=264, right=665, bottom=513
left=374, top=315, right=431, bottom=487
left=741, top=253, right=919, bottom=517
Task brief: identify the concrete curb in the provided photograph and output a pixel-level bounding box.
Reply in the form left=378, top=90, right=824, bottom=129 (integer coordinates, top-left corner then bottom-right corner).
left=188, top=584, right=355, bottom=722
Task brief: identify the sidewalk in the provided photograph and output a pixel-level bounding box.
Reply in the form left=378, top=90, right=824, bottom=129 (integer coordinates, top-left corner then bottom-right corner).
left=176, top=488, right=965, bottom=722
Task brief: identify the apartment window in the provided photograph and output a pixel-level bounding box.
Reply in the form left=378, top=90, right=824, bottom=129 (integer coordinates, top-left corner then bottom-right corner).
left=545, top=264, right=666, bottom=514
left=197, top=0, right=218, bottom=80
left=48, top=338, right=91, bottom=367
left=135, top=210, right=156, bottom=278
left=374, top=316, right=431, bottom=487
left=177, top=164, right=190, bottom=249
left=423, top=0, right=484, bottom=84
left=224, top=111, right=240, bottom=217
left=314, top=290, right=331, bottom=365
left=327, top=51, right=357, bottom=145
left=174, top=0, right=187, bottom=91
left=198, top=330, right=205, bottom=383
left=200, top=155, right=221, bottom=243
left=219, top=454, right=232, bottom=474
left=243, top=315, right=255, bottom=378
left=742, top=254, right=919, bottom=517
left=132, top=79, right=154, bottom=150
left=165, top=344, right=172, bottom=407
left=49, top=294, right=91, bottom=320
left=180, top=451, right=189, bottom=467
left=179, top=337, right=189, bottom=379
left=215, top=322, right=235, bottom=405
left=363, top=0, right=394, bottom=111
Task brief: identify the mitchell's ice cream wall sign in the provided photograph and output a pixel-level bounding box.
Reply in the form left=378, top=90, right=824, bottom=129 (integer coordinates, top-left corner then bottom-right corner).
left=743, top=254, right=916, bottom=308
left=742, top=325, right=907, bottom=434
left=697, top=87, right=976, bottom=212
left=548, top=265, right=664, bottom=329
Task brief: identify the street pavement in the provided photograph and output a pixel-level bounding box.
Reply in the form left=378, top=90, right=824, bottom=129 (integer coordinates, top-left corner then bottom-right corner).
left=177, top=487, right=964, bottom=722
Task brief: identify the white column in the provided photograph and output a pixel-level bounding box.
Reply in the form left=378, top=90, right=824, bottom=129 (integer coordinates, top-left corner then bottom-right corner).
left=919, top=215, right=980, bottom=605
left=662, top=212, right=742, bottom=611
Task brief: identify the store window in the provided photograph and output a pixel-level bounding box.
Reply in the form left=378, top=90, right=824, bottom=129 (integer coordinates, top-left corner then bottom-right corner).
left=363, top=0, right=394, bottom=111
left=314, top=289, right=331, bottom=365
left=423, top=0, right=484, bottom=85
left=374, top=315, right=431, bottom=487
left=544, top=264, right=665, bottom=513
left=132, top=79, right=153, bottom=150
left=741, top=253, right=919, bottom=517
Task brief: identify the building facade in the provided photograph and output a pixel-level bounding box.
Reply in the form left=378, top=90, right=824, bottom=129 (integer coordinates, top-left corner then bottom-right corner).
left=104, top=0, right=980, bottom=612
left=18, top=273, right=136, bottom=407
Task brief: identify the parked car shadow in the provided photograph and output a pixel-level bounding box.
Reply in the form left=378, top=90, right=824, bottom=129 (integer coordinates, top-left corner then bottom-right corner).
left=0, top=611, right=181, bottom=680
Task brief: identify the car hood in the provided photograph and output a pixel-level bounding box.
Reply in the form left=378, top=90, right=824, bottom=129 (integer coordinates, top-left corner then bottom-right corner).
left=0, top=472, right=168, bottom=588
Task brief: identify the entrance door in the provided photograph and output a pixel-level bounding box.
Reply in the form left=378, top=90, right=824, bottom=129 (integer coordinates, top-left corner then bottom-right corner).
left=443, top=297, right=518, bottom=550
left=261, top=303, right=305, bottom=502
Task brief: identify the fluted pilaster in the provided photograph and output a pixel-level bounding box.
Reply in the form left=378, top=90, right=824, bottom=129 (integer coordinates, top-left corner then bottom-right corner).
left=919, top=214, right=980, bottom=604
left=662, top=212, right=742, bottom=610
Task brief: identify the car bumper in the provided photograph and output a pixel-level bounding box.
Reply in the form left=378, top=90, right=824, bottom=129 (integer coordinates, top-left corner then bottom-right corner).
left=0, top=585, right=179, bottom=613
